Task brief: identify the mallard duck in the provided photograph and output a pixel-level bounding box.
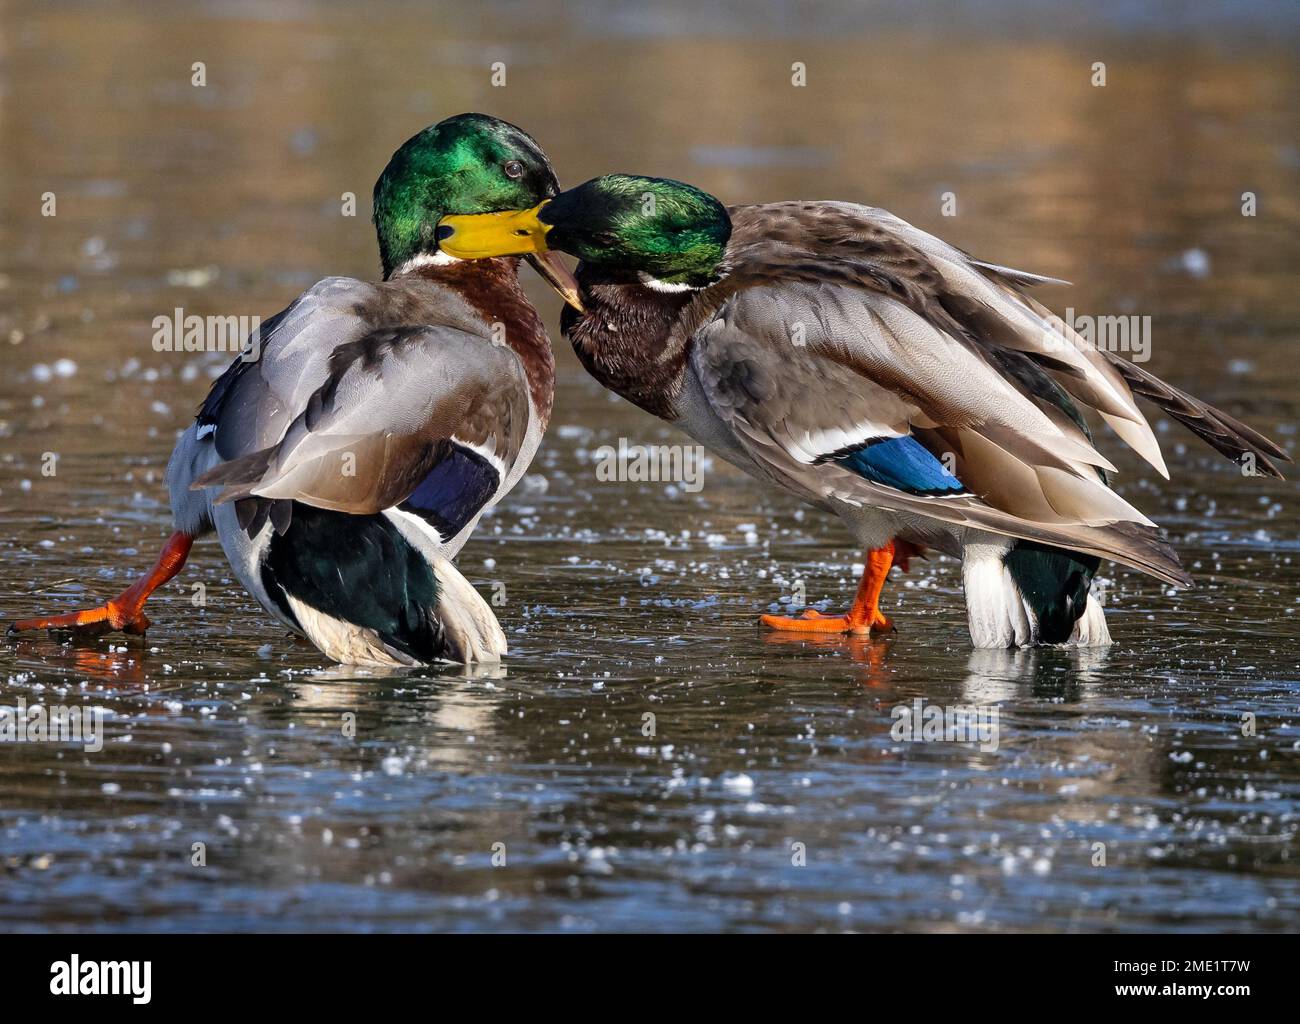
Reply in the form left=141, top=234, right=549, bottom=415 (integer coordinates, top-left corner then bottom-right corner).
left=10, top=113, right=580, bottom=666
left=438, top=174, right=1289, bottom=647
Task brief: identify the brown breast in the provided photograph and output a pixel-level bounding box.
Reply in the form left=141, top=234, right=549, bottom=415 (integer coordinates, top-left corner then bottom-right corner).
left=395, top=257, right=556, bottom=426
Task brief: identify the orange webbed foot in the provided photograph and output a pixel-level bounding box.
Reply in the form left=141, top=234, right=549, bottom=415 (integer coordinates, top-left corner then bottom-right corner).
left=759, top=539, right=915, bottom=638
left=9, top=600, right=152, bottom=639
left=9, top=531, right=191, bottom=642
left=759, top=607, right=893, bottom=635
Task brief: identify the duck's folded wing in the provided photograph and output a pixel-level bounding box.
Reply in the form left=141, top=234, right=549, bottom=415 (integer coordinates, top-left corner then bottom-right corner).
left=196, top=277, right=384, bottom=464
left=190, top=278, right=531, bottom=534
left=690, top=282, right=1192, bottom=586
left=718, top=201, right=1288, bottom=479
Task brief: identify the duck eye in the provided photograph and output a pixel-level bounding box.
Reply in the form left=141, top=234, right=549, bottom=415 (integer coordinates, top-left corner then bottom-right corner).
left=503, top=160, right=525, bottom=180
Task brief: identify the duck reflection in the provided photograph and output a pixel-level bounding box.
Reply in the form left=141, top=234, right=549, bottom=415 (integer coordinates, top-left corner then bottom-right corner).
left=962, top=644, right=1111, bottom=705
left=761, top=629, right=897, bottom=688
left=8, top=635, right=151, bottom=686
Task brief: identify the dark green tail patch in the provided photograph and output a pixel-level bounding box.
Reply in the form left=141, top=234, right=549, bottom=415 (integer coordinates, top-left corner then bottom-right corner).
left=262, top=503, right=448, bottom=662
left=1003, top=541, right=1100, bottom=644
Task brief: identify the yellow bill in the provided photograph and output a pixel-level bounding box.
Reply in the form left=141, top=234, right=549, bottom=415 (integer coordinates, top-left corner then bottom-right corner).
left=438, top=202, right=583, bottom=311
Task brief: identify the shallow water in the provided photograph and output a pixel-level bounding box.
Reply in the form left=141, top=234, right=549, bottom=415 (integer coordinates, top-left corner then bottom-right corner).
left=0, top=1, right=1297, bottom=932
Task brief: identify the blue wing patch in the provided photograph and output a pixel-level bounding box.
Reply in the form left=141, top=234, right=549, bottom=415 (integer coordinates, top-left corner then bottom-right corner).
left=400, top=444, right=500, bottom=539
left=834, top=436, right=966, bottom=496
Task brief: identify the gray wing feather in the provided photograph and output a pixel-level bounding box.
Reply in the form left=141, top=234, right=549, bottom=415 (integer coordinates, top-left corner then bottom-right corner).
left=207, top=277, right=372, bottom=462
left=688, top=286, right=1191, bottom=585
left=192, top=277, right=532, bottom=515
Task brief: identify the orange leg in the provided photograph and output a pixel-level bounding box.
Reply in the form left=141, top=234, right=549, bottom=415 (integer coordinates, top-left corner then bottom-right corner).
left=9, top=531, right=194, bottom=638
left=760, top=538, right=923, bottom=635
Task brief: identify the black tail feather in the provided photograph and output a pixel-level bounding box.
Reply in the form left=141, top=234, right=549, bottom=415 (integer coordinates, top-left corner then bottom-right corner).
left=1106, top=353, right=1290, bottom=479
left=260, top=503, right=451, bottom=663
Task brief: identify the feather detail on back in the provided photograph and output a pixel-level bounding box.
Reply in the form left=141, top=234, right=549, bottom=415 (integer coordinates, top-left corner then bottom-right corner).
left=698, top=202, right=1286, bottom=476
left=644, top=199, right=1290, bottom=587
left=189, top=276, right=537, bottom=532
left=685, top=284, right=1189, bottom=584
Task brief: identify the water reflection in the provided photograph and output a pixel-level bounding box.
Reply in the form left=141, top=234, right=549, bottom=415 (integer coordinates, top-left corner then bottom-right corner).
left=961, top=645, right=1113, bottom=704
left=761, top=631, right=897, bottom=688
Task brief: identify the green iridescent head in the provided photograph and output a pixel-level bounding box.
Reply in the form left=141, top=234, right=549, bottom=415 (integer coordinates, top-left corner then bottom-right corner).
left=539, top=175, right=731, bottom=286
left=372, top=113, right=559, bottom=277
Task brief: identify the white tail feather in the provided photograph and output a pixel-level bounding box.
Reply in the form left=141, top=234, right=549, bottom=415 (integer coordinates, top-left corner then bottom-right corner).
left=1065, top=594, right=1111, bottom=647
left=429, top=551, right=508, bottom=664
left=963, top=542, right=1036, bottom=648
